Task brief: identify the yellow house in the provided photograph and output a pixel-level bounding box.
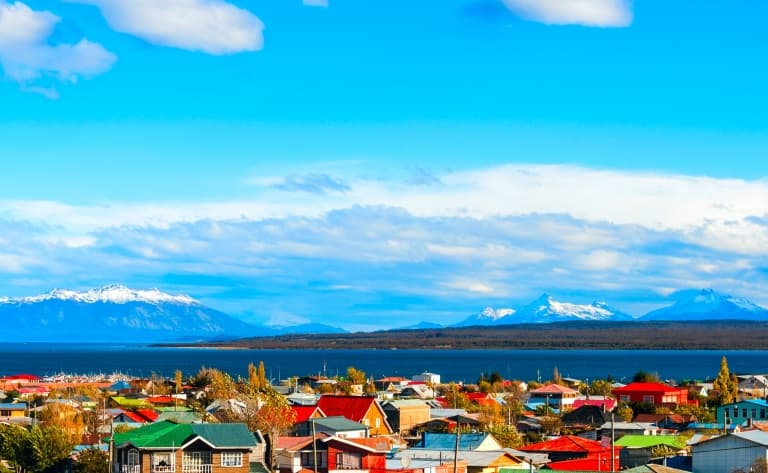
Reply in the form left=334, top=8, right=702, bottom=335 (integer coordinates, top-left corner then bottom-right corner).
left=0, top=402, right=27, bottom=418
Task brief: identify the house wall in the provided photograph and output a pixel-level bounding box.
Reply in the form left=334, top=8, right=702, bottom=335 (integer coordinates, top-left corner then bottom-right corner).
left=717, top=401, right=768, bottom=425
left=118, top=447, right=252, bottom=473
left=693, top=436, right=768, bottom=473
left=362, top=407, right=390, bottom=436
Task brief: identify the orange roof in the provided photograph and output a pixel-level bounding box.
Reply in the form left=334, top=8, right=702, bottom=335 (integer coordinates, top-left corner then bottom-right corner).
left=317, top=395, right=379, bottom=423
left=530, top=384, right=578, bottom=394
left=135, top=408, right=159, bottom=422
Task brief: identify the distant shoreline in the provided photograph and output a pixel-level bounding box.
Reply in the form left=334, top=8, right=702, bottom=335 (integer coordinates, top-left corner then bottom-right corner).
left=157, top=320, right=768, bottom=351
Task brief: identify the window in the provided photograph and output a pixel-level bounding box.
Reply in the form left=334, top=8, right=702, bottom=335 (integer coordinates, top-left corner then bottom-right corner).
left=336, top=452, right=362, bottom=469
left=753, top=409, right=757, bottom=419
left=152, top=452, right=174, bottom=472
left=127, top=450, right=140, bottom=466
left=221, top=452, right=243, bottom=468
left=743, top=408, right=748, bottom=418
left=642, top=395, right=655, bottom=404
left=183, top=451, right=212, bottom=472
left=761, top=409, right=766, bottom=419
left=620, top=395, right=630, bottom=403
left=375, top=418, right=381, bottom=428
left=300, top=452, right=326, bottom=467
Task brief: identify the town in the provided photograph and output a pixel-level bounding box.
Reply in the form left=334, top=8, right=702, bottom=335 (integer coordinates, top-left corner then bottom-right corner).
left=0, top=357, right=764, bottom=473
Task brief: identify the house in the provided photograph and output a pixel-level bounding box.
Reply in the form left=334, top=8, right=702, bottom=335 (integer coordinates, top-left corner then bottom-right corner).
left=374, top=376, right=410, bottom=392
left=291, top=405, right=326, bottom=425
left=394, top=448, right=532, bottom=473
left=717, top=399, right=768, bottom=426
left=614, top=434, right=687, bottom=469
left=600, top=421, right=661, bottom=439
left=560, top=405, right=613, bottom=432
left=465, top=393, right=497, bottom=407
left=0, top=402, right=27, bottom=418
left=381, top=400, right=431, bottom=434
left=412, top=372, right=441, bottom=385
left=417, top=432, right=502, bottom=451
left=275, top=434, right=391, bottom=473
left=738, top=375, right=768, bottom=398
left=399, top=384, right=435, bottom=400
left=612, top=382, right=692, bottom=409
left=571, top=395, right=616, bottom=412
left=316, top=395, right=393, bottom=436
left=111, top=420, right=263, bottom=473
left=518, top=435, right=620, bottom=470
left=527, top=384, right=579, bottom=412
left=293, top=416, right=370, bottom=438
left=691, top=430, right=768, bottom=473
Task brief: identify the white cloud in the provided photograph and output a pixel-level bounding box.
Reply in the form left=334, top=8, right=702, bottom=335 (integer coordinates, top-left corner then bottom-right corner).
left=442, top=279, right=495, bottom=295
left=302, top=0, right=328, bottom=7
left=0, top=1, right=115, bottom=94
left=502, top=0, right=632, bottom=27
left=74, top=0, right=263, bottom=54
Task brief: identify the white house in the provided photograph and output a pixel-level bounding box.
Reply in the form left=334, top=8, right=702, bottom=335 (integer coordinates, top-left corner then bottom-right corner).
left=412, top=372, right=441, bottom=385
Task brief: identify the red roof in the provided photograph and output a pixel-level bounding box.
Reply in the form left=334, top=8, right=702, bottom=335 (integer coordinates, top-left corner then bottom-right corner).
left=572, top=399, right=617, bottom=411
left=120, top=410, right=148, bottom=423
left=5, top=374, right=39, bottom=381
left=519, top=435, right=608, bottom=454
left=613, top=382, right=681, bottom=393
left=317, top=395, right=378, bottom=422
left=134, top=408, right=159, bottom=422
left=292, top=405, right=325, bottom=423
left=146, top=395, right=175, bottom=405
left=545, top=451, right=620, bottom=471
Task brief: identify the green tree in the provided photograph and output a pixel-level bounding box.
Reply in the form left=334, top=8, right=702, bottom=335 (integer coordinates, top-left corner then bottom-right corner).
left=589, top=379, right=614, bottom=396
left=25, top=425, right=74, bottom=473
left=75, top=448, right=109, bottom=473
left=487, top=425, right=522, bottom=448
left=713, top=356, right=738, bottom=405
left=0, top=423, right=29, bottom=473
left=632, top=371, right=659, bottom=383
left=617, top=404, right=634, bottom=422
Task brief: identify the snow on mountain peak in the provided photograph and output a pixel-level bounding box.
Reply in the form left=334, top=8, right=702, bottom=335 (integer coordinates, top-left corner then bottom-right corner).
left=2, top=284, right=199, bottom=306
left=522, top=293, right=619, bottom=321
left=479, top=306, right=516, bottom=320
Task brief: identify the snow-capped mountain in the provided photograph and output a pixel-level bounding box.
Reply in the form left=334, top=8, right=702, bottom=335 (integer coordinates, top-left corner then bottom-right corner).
left=513, top=294, right=633, bottom=323
left=641, top=289, right=768, bottom=321
left=0, top=284, right=260, bottom=343
left=454, top=294, right=631, bottom=326
left=0, top=284, right=198, bottom=305
left=453, top=307, right=516, bottom=327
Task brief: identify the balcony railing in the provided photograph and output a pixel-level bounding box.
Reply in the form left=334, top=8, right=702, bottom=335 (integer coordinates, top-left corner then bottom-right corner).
left=118, top=465, right=140, bottom=473
left=182, top=464, right=213, bottom=473
left=152, top=465, right=176, bottom=473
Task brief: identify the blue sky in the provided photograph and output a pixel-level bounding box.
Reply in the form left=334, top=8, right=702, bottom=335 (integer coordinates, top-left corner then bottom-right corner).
left=1, top=0, right=767, bottom=330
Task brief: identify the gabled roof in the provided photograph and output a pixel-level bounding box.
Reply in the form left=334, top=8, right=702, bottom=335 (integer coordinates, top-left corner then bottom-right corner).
left=418, top=432, right=500, bottom=451
left=317, top=395, right=379, bottom=422
left=572, top=398, right=617, bottom=411
left=113, top=420, right=257, bottom=449
left=530, top=384, right=578, bottom=395
left=613, top=382, right=682, bottom=393
left=0, top=403, right=27, bottom=410
left=311, top=415, right=368, bottom=432
left=292, top=405, right=325, bottom=423
left=519, top=435, right=608, bottom=454
left=134, top=408, right=159, bottom=422
left=322, top=436, right=392, bottom=453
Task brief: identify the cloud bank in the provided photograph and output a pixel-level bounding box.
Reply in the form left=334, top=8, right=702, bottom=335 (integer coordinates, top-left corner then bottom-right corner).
left=72, top=0, right=264, bottom=54
left=502, top=0, right=632, bottom=27
left=0, top=1, right=115, bottom=97
left=0, top=163, right=766, bottom=329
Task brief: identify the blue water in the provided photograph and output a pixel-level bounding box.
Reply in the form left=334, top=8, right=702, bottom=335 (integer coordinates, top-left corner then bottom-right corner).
left=1, top=344, right=766, bottom=383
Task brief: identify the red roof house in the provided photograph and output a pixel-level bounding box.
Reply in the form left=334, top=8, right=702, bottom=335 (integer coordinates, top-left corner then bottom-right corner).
left=317, top=395, right=392, bottom=436
left=612, top=382, right=694, bottom=408
left=292, top=405, right=326, bottom=423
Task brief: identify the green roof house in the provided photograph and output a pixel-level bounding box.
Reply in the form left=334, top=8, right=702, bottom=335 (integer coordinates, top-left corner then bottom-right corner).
left=112, top=421, right=264, bottom=473
left=614, top=435, right=686, bottom=469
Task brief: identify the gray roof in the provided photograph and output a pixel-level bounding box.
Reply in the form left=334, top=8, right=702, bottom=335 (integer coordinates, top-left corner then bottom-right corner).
left=311, top=416, right=367, bottom=432
left=395, top=448, right=530, bottom=467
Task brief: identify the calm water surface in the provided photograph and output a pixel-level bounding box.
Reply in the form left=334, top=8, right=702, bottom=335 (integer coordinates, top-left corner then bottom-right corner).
left=2, top=344, right=767, bottom=383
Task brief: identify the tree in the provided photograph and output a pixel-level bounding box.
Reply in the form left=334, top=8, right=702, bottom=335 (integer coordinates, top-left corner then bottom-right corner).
left=487, top=425, right=522, bottom=448
left=24, top=425, right=74, bottom=473
left=632, top=371, right=659, bottom=383
left=174, top=369, right=184, bottom=394
left=552, top=367, right=564, bottom=386
left=37, top=403, right=85, bottom=445
left=75, top=448, right=109, bottom=473
left=617, top=404, right=634, bottom=422
left=0, top=423, right=29, bottom=473
left=589, top=379, right=614, bottom=396
left=443, top=384, right=471, bottom=410
left=346, top=367, right=367, bottom=385
left=713, top=356, right=738, bottom=405
left=253, top=389, right=297, bottom=470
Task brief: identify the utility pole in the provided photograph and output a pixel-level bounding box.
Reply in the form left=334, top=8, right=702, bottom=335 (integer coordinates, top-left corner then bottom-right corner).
left=610, top=413, right=615, bottom=473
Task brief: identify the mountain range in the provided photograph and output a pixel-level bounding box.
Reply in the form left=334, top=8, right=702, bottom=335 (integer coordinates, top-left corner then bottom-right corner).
left=452, top=289, right=768, bottom=327
left=0, top=285, right=766, bottom=343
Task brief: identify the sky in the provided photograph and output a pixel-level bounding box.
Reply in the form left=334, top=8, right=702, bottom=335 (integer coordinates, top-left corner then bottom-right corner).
left=1, top=0, right=767, bottom=331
